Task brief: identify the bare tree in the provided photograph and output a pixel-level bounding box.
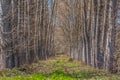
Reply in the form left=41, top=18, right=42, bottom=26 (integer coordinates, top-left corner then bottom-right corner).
left=0, top=0, right=55, bottom=68
left=0, top=0, right=119, bottom=73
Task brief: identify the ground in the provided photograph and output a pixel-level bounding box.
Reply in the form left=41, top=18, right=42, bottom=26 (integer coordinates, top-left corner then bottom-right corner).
left=0, top=54, right=120, bottom=80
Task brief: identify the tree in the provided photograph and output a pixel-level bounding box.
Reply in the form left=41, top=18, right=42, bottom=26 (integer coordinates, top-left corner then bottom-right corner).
left=0, top=0, right=55, bottom=68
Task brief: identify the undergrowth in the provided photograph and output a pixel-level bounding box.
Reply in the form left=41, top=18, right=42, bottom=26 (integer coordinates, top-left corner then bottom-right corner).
left=0, top=54, right=120, bottom=80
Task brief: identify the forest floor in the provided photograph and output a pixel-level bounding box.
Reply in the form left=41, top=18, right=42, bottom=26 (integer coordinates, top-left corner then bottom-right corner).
left=0, top=54, right=120, bottom=80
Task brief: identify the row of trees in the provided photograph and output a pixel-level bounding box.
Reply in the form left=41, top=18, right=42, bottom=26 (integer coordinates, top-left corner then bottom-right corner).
left=0, top=0, right=120, bottom=73
left=55, top=0, right=120, bottom=72
left=71, top=0, right=117, bottom=72
left=0, top=0, right=56, bottom=68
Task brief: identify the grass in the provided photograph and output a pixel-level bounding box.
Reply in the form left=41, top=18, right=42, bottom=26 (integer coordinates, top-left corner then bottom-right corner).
left=0, top=54, right=120, bottom=80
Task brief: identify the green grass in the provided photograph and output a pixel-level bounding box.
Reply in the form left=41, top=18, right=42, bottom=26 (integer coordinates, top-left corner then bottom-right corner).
left=0, top=54, right=120, bottom=80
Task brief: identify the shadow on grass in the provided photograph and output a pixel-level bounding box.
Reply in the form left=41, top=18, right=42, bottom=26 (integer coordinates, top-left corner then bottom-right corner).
left=44, top=69, right=108, bottom=80
left=48, top=70, right=75, bottom=79
left=71, top=70, right=109, bottom=79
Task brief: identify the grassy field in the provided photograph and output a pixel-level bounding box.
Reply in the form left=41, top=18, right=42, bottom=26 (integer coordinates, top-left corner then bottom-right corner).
left=0, top=54, right=120, bottom=80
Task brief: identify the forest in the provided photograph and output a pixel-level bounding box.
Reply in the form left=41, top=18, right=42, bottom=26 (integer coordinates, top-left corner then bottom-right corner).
left=0, top=0, right=120, bottom=80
